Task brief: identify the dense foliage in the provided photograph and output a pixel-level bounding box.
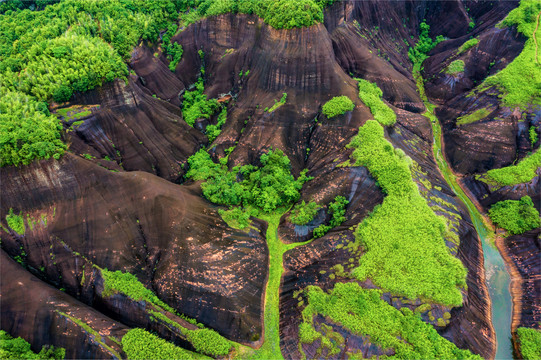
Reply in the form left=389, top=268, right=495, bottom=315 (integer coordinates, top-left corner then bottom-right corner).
left=299, top=283, right=481, bottom=359
left=185, top=329, right=231, bottom=356
left=517, top=327, right=541, bottom=360
left=530, top=126, right=539, bottom=147
left=488, top=196, right=540, bottom=235
left=446, top=60, right=465, bottom=75
left=122, top=328, right=207, bottom=360
left=205, top=108, right=227, bottom=142
left=321, top=96, right=354, bottom=118
left=100, top=268, right=177, bottom=314
left=355, top=78, right=396, bottom=126
left=408, top=21, right=445, bottom=70
left=482, top=0, right=541, bottom=107
left=479, top=150, right=541, bottom=187
left=0, top=330, right=65, bottom=360
left=289, top=200, right=321, bottom=225
left=187, top=148, right=310, bottom=213
left=347, top=120, right=466, bottom=306
left=182, top=78, right=220, bottom=127
left=312, top=196, right=349, bottom=238
left=218, top=207, right=251, bottom=229
left=5, top=208, right=25, bottom=235
left=1, top=91, right=66, bottom=166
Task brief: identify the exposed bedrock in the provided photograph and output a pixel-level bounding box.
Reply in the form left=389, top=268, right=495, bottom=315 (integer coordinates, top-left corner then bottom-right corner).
left=0, top=250, right=128, bottom=359
left=0, top=154, right=268, bottom=344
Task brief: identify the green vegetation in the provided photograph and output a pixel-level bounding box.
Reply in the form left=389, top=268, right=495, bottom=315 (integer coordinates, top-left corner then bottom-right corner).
left=182, top=78, right=220, bottom=127
left=312, top=196, right=349, bottom=238
left=516, top=327, right=541, bottom=360
left=161, top=25, right=183, bottom=72
left=482, top=0, right=541, bottom=107
left=187, top=148, right=310, bottom=213
left=488, top=196, right=540, bottom=235
left=99, top=268, right=177, bottom=314
left=321, top=96, right=354, bottom=118
left=355, top=78, right=396, bottom=126
left=408, top=21, right=445, bottom=71
left=218, top=207, right=251, bottom=230
left=458, top=38, right=479, bottom=54
left=5, top=208, right=25, bottom=235
left=299, top=283, right=481, bottom=359
left=0, top=330, right=65, bottom=360
left=347, top=120, right=466, bottom=306
left=121, top=328, right=207, bottom=360
left=445, top=60, right=465, bottom=75
left=205, top=107, right=227, bottom=142
left=479, top=150, right=541, bottom=188
left=289, top=200, right=321, bottom=225
left=456, top=107, right=493, bottom=126
left=530, top=126, right=539, bottom=146
left=185, top=329, right=231, bottom=357
left=1, top=90, right=66, bottom=166
left=268, top=93, right=287, bottom=112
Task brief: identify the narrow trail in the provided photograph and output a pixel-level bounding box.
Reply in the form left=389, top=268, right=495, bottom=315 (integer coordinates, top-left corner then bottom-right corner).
left=416, top=73, right=513, bottom=360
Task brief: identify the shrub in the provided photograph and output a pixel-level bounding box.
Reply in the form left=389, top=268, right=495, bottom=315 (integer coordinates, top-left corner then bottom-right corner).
left=488, top=196, right=540, bottom=235
left=299, top=283, right=481, bottom=359
left=311, top=196, right=348, bottom=238
left=445, top=60, right=465, bottom=75
left=182, top=78, right=220, bottom=127
left=218, top=207, right=251, bottom=230
left=347, top=120, right=466, bottom=306
left=408, top=21, right=445, bottom=69
left=480, top=150, right=541, bottom=187
left=0, top=330, right=65, bottom=360
left=267, top=92, right=287, bottom=112
left=516, top=327, right=541, bottom=360
left=356, top=79, right=396, bottom=126
left=289, top=200, right=321, bottom=225
left=530, top=126, right=538, bottom=147
left=321, top=96, right=354, bottom=118
left=205, top=107, right=227, bottom=143
left=263, top=0, right=323, bottom=29
left=457, top=38, right=479, bottom=54
left=185, top=329, right=231, bottom=356
left=121, top=328, right=205, bottom=360
left=167, top=43, right=183, bottom=72
left=5, top=208, right=25, bottom=235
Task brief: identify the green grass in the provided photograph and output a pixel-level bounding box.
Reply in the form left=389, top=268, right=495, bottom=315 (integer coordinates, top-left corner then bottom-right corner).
left=481, top=0, right=541, bottom=107
left=321, top=96, right=354, bottom=118
left=121, top=328, right=207, bottom=360
left=347, top=120, right=466, bottom=306
left=457, top=38, right=479, bottom=54
left=488, top=196, right=540, bottom=235
left=355, top=78, right=396, bottom=126
left=6, top=208, right=25, bottom=235
left=478, top=149, right=541, bottom=188
left=268, top=93, right=287, bottom=113
left=456, top=107, right=493, bottom=126
left=299, top=283, right=481, bottom=359
left=517, top=327, right=541, bottom=360
left=445, top=60, right=465, bottom=75
left=0, top=330, right=65, bottom=360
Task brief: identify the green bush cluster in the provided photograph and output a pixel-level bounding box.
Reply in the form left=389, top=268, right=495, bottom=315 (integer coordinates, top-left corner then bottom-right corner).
left=347, top=120, right=466, bottom=306
left=312, top=196, right=349, bottom=238
left=205, top=107, right=227, bottom=143
left=182, top=78, right=220, bottom=127
left=488, top=196, right=540, bottom=235
left=267, top=92, right=287, bottom=112
left=121, top=328, right=207, bottom=360
left=457, top=38, right=479, bottom=54
left=299, top=283, right=481, bottom=359
left=187, top=148, right=310, bottom=213
left=455, top=107, right=492, bottom=126
left=161, top=25, right=184, bottom=72
left=1, top=90, right=66, bottom=166
left=355, top=78, right=396, bottom=126
left=289, top=200, right=321, bottom=225
left=0, top=330, right=65, bottom=360
left=321, top=96, right=354, bottom=118
left=482, top=0, right=541, bottom=107
left=408, top=21, right=445, bottom=70
left=218, top=207, right=251, bottom=230
left=99, top=268, right=177, bottom=314
left=445, top=60, right=465, bottom=75
left=185, top=329, right=231, bottom=357
left=516, top=327, right=541, bottom=360
left=5, top=208, right=25, bottom=235
left=530, top=126, right=539, bottom=147
left=194, top=0, right=336, bottom=30
left=480, top=150, right=541, bottom=187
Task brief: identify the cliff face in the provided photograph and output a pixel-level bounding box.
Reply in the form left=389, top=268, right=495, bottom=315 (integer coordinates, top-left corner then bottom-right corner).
left=2, top=0, right=533, bottom=358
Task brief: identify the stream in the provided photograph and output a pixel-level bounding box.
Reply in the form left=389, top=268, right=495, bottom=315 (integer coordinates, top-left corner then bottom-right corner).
left=425, top=103, right=514, bottom=360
